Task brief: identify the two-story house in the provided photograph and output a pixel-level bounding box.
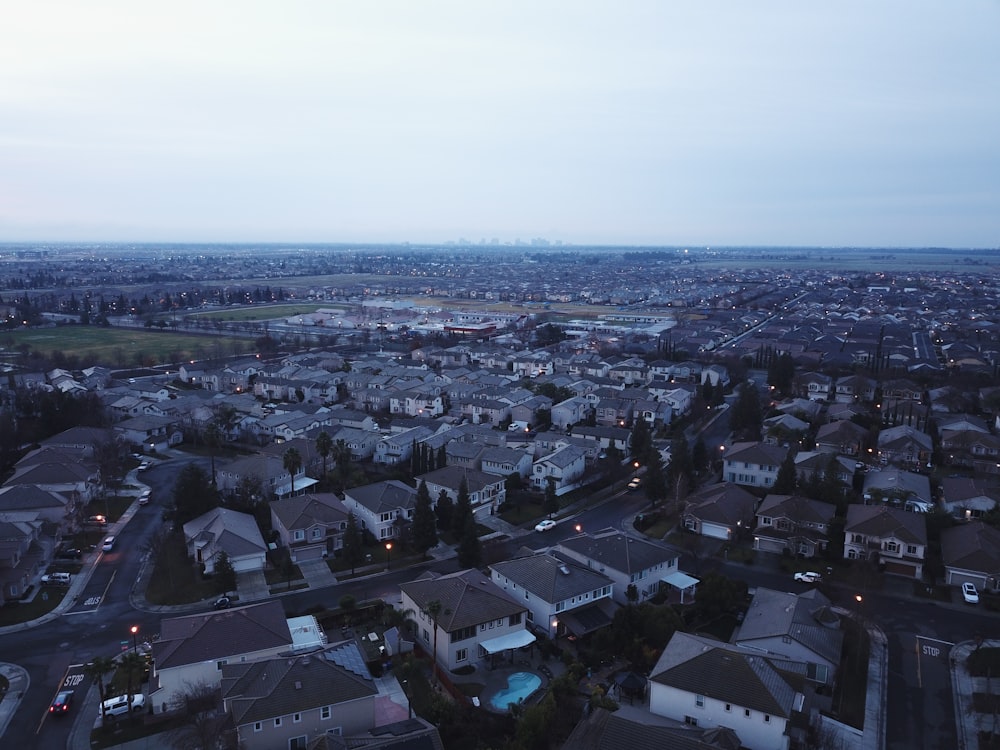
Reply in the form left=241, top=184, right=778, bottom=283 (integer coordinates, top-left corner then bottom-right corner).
left=754, top=495, right=836, bottom=558
left=220, top=642, right=378, bottom=750
left=843, top=504, right=927, bottom=577
left=183, top=507, right=267, bottom=575
left=723, top=442, right=788, bottom=489
left=556, top=528, right=683, bottom=605
left=399, top=570, right=534, bottom=672
left=649, top=631, right=806, bottom=750
left=940, top=521, right=1000, bottom=592
left=341, top=481, right=418, bottom=541
left=150, top=601, right=297, bottom=714
left=877, top=424, right=933, bottom=469
left=480, top=446, right=533, bottom=480
left=0, top=512, right=44, bottom=605
left=490, top=552, right=615, bottom=639
left=419, top=467, right=506, bottom=513
left=270, top=493, right=349, bottom=562
left=682, top=482, right=759, bottom=541
left=531, top=445, right=587, bottom=493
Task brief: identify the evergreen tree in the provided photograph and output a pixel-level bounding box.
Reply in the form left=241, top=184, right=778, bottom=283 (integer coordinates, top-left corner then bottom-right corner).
left=410, top=440, right=420, bottom=477
left=173, top=463, right=219, bottom=530
left=630, top=418, right=652, bottom=463
left=773, top=450, right=798, bottom=495
left=436, top=444, right=447, bottom=468
left=342, top=512, right=364, bottom=575
left=692, top=437, right=708, bottom=474
left=767, top=353, right=796, bottom=396
left=544, top=477, right=559, bottom=517
left=214, top=550, right=237, bottom=595
left=451, top=478, right=472, bottom=538
left=643, top=449, right=668, bottom=508
left=730, top=383, right=763, bottom=440
left=456, top=514, right=483, bottom=569
left=435, top=489, right=454, bottom=532
left=412, top=480, right=438, bottom=558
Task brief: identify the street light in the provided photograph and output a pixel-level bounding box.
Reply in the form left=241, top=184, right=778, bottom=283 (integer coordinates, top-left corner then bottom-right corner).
left=130, top=625, right=139, bottom=654
left=385, top=542, right=392, bottom=571
left=574, top=524, right=582, bottom=534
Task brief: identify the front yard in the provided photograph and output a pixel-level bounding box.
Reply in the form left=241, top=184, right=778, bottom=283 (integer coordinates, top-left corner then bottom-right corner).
left=145, top=530, right=220, bottom=605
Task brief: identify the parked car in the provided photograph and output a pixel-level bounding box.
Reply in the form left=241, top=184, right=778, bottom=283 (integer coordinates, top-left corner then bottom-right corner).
left=137, top=490, right=151, bottom=506
left=56, top=547, right=82, bottom=560
left=794, top=571, right=822, bottom=584
left=41, top=572, right=72, bottom=586
left=214, top=596, right=232, bottom=610
left=137, top=461, right=150, bottom=472
left=102, top=536, right=116, bottom=552
left=84, top=515, right=108, bottom=527
left=534, top=519, right=557, bottom=532
left=101, top=693, right=145, bottom=718
left=50, top=690, right=74, bottom=715
left=627, top=478, right=641, bottom=491
left=962, top=582, right=980, bottom=604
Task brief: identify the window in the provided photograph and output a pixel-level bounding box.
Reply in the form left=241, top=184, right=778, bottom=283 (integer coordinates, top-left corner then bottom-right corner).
left=725, top=703, right=732, bottom=712
left=293, top=530, right=305, bottom=541
left=684, top=716, right=698, bottom=726
left=760, top=516, right=772, bottom=526
left=456, top=648, right=468, bottom=663
left=293, top=713, right=301, bottom=723
left=765, top=714, right=771, bottom=723
left=745, top=709, right=751, bottom=718
left=907, top=544, right=917, bottom=555
left=254, top=722, right=262, bottom=733
left=311, top=528, right=322, bottom=540
left=885, top=541, right=899, bottom=553
left=275, top=717, right=283, bottom=728
left=695, top=694, right=705, bottom=707
left=289, top=737, right=307, bottom=750
left=321, top=706, right=331, bottom=720
left=216, top=660, right=228, bottom=670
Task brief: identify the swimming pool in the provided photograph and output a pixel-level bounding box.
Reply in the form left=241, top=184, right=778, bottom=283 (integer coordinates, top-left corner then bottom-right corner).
left=489, top=671, right=542, bottom=710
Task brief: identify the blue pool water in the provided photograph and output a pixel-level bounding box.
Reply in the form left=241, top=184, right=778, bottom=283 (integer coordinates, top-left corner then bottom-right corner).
left=489, top=671, right=542, bottom=710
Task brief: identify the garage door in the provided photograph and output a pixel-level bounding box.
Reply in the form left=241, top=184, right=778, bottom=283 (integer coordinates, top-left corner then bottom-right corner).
left=701, top=523, right=731, bottom=540
left=883, top=560, right=916, bottom=577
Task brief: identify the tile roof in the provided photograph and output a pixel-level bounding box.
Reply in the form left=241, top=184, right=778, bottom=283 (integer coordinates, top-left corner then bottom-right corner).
left=399, top=569, right=526, bottom=632
left=491, top=553, right=613, bottom=603
left=556, top=529, right=678, bottom=575
left=844, top=504, right=928, bottom=545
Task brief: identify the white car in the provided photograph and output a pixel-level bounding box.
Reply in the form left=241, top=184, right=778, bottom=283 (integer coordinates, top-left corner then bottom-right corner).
left=137, top=491, right=151, bottom=506
left=101, top=693, right=145, bottom=718
left=102, top=536, right=116, bottom=552
left=794, top=571, right=822, bottom=584
left=962, top=582, right=980, bottom=604
left=534, top=519, right=557, bottom=532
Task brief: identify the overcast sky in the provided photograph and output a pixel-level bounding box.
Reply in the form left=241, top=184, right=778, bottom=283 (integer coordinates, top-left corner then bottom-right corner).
left=2, top=2, right=998, bottom=247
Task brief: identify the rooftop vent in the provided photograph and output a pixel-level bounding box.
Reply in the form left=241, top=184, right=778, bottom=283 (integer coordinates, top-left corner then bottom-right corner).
left=558, top=565, right=571, bottom=575
left=294, top=680, right=302, bottom=690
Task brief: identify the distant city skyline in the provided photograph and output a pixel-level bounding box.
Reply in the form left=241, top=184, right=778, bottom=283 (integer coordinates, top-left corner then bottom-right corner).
left=2, top=2, right=998, bottom=248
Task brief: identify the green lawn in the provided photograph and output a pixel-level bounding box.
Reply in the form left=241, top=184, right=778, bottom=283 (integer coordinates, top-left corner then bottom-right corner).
left=145, top=531, right=219, bottom=605
left=2, top=325, right=253, bottom=367
left=0, top=587, right=66, bottom=626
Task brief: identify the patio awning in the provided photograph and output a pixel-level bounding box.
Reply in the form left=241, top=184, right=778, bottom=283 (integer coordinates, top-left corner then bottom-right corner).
left=661, top=571, right=700, bottom=590
left=480, top=629, right=536, bottom=654
left=559, top=599, right=617, bottom=637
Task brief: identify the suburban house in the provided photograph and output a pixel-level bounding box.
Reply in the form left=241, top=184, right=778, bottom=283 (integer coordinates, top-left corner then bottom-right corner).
left=530, top=445, right=587, bottom=493
left=648, top=631, right=807, bottom=750
left=569, top=425, right=631, bottom=454
left=220, top=642, right=378, bottom=750
left=183, top=507, right=267, bottom=575
left=549, top=397, right=592, bottom=430
left=0, top=485, right=76, bottom=526
left=4, top=456, right=99, bottom=505
left=797, top=372, right=833, bottom=401
left=877, top=425, right=933, bottom=469
left=419, top=466, right=506, bottom=513
left=834, top=375, right=876, bottom=403
left=0, top=512, right=44, bottom=605
left=342, top=480, right=418, bottom=541
left=723, top=442, right=788, bottom=489
left=732, top=588, right=843, bottom=684
left=217, top=454, right=315, bottom=501
left=270, top=493, right=349, bottom=562
left=555, top=528, right=685, bottom=605
left=399, top=569, right=534, bottom=672
left=490, top=552, right=615, bottom=639
left=374, top=427, right=436, bottom=466
left=843, top=505, right=927, bottom=577
left=563, top=707, right=742, bottom=750
left=793, top=452, right=856, bottom=487
left=479, top=446, right=533, bottom=480
left=114, top=414, right=183, bottom=453
left=150, top=601, right=300, bottom=714
left=814, top=420, right=869, bottom=456
left=753, top=495, right=836, bottom=558
left=939, top=476, right=1000, bottom=520
left=862, top=468, right=932, bottom=508
left=940, top=522, right=1000, bottom=591
left=681, top=482, right=759, bottom=541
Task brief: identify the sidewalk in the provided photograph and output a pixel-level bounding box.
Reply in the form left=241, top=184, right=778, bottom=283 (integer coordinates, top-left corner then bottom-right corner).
left=0, top=663, right=29, bottom=741
left=952, top=638, right=999, bottom=750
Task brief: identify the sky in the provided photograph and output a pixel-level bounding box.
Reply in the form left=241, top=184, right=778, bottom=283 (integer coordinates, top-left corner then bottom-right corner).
left=2, top=1, right=999, bottom=248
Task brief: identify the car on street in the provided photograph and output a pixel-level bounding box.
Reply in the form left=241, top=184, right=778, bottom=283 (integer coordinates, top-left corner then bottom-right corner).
left=138, top=490, right=151, bottom=505
left=214, top=596, right=232, bottom=610
left=56, top=547, right=82, bottom=560
left=627, top=478, right=641, bottom=491
left=137, top=461, right=150, bottom=472
left=50, top=690, right=74, bottom=715
left=102, top=536, right=116, bottom=552
left=534, top=519, right=557, bottom=532
left=794, top=571, right=823, bottom=584
left=962, top=582, right=980, bottom=604
left=41, top=572, right=72, bottom=586
left=101, top=693, right=145, bottom=718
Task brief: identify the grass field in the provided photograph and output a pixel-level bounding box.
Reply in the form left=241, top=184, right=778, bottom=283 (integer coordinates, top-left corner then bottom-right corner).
left=1, top=325, right=253, bottom=367
left=185, top=303, right=340, bottom=322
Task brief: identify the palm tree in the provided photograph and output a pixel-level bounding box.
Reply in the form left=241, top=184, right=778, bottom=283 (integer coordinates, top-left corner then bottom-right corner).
left=84, top=656, right=116, bottom=727
left=423, top=600, right=450, bottom=683
left=283, top=447, right=302, bottom=496
left=119, top=651, right=146, bottom=722
left=315, top=430, right=333, bottom=479
left=382, top=604, right=416, bottom=657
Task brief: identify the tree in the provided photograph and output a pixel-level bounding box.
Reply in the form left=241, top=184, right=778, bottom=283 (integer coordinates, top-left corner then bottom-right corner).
left=773, top=451, right=798, bottom=495
left=173, top=463, right=219, bottom=530
left=119, top=651, right=147, bottom=724
left=214, top=550, right=236, bottom=596
left=767, top=352, right=796, bottom=396
left=451, top=478, right=472, bottom=539
left=643, top=449, right=668, bottom=508
left=729, top=383, right=763, bottom=441
left=283, top=447, right=302, bottom=495
left=435, top=490, right=454, bottom=532
left=315, top=430, right=333, bottom=479
left=339, top=594, right=357, bottom=625
left=342, top=512, right=364, bottom=575
left=691, top=437, right=708, bottom=475
left=456, top=514, right=483, bottom=569
left=543, top=477, right=560, bottom=517
left=412, top=480, right=438, bottom=559
left=630, top=419, right=652, bottom=463
left=84, top=656, right=116, bottom=728
left=423, top=599, right=450, bottom=682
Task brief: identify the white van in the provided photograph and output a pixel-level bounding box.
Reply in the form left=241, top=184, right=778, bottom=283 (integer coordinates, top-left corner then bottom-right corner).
left=101, top=693, right=145, bottom=718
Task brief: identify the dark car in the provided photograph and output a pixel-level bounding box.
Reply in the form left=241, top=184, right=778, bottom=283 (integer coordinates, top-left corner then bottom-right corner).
left=56, top=547, right=82, bottom=560
left=214, top=596, right=232, bottom=610
left=50, top=690, right=74, bottom=715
